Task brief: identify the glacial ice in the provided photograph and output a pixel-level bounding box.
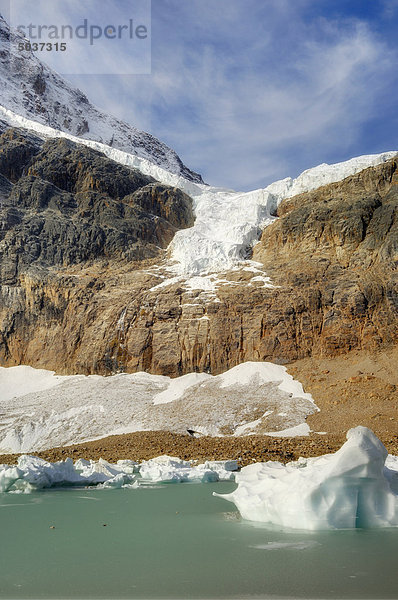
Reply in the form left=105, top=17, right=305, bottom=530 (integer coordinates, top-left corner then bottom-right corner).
left=0, top=106, right=396, bottom=280
left=0, top=455, right=238, bottom=493
left=215, top=427, right=398, bottom=530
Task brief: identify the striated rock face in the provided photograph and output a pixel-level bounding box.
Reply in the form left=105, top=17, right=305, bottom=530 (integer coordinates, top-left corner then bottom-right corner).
left=0, top=128, right=194, bottom=289
left=253, top=158, right=398, bottom=357
left=0, top=133, right=397, bottom=375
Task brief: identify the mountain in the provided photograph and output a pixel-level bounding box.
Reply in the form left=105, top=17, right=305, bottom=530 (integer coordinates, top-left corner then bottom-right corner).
left=0, top=15, right=397, bottom=446
left=0, top=15, right=203, bottom=183
left=0, top=117, right=396, bottom=379
left=0, top=126, right=194, bottom=286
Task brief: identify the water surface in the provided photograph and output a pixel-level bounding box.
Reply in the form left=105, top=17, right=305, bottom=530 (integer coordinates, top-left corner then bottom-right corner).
left=1, top=482, right=398, bottom=599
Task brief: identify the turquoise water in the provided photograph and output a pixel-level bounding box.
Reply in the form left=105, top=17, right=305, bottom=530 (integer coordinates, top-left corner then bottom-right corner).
left=1, top=482, right=398, bottom=599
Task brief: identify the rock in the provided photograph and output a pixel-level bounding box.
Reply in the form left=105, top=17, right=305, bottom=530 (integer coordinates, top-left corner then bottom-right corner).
left=0, top=129, right=194, bottom=287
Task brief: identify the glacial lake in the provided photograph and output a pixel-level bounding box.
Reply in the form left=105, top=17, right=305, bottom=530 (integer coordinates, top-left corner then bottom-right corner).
left=1, top=481, right=398, bottom=599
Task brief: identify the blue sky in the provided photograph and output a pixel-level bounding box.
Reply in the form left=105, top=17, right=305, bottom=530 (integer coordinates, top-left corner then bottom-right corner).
left=6, top=0, right=398, bottom=190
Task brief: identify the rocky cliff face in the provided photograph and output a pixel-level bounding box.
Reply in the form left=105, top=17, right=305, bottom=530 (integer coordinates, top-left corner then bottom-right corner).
left=254, top=158, right=398, bottom=356
left=0, top=128, right=397, bottom=375
left=0, top=127, right=194, bottom=285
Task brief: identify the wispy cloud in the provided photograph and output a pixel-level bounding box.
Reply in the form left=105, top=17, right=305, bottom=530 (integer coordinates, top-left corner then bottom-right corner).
left=144, top=3, right=397, bottom=189
left=4, top=0, right=397, bottom=190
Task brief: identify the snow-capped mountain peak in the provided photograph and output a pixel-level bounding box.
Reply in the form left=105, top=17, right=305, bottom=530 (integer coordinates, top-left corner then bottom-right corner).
left=0, top=15, right=203, bottom=182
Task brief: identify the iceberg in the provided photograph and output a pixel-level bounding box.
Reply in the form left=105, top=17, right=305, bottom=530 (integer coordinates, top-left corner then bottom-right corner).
left=215, top=427, right=398, bottom=530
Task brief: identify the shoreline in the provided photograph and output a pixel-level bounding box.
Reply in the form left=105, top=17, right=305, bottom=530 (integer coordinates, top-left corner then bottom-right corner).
left=2, top=429, right=398, bottom=467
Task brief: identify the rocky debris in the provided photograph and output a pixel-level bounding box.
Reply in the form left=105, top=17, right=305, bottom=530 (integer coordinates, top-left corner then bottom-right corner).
left=289, top=347, right=398, bottom=439
left=1, top=428, right=397, bottom=469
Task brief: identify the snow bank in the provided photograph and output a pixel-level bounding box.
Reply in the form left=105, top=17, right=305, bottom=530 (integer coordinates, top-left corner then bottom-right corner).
left=0, top=365, right=67, bottom=402
left=0, top=455, right=237, bottom=493
left=0, top=363, right=318, bottom=453
left=1, top=106, right=396, bottom=279
left=215, top=427, right=398, bottom=530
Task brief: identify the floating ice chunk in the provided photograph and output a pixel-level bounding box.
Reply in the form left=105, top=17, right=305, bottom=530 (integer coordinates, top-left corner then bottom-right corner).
left=0, top=456, right=86, bottom=492
left=139, top=455, right=222, bottom=483
left=0, top=466, right=23, bottom=493
left=203, top=460, right=238, bottom=472
left=116, top=460, right=140, bottom=474
left=200, top=460, right=238, bottom=481
left=0, top=453, right=237, bottom=492
left=215, top=427, right=398, bottom=530
left=97, top=473, right=137, bottom=489
left=78, top=458, right=131, bottom=484
left=139, top=455, right=196, bottom=483
left=74, top=458, right=91, bottom=471
left=17, top=455, right=83, bottom=488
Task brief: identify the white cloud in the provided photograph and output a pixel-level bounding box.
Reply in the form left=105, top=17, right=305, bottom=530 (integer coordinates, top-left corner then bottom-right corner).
left=4, top=0, right=396, bottom=190
left=145, top=15, right=396, bottom=188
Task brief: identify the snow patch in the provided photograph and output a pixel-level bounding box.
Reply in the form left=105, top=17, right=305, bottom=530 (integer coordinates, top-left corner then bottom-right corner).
left=0, top=365, right=67, bottom=402
left=153, top=372, right=211, bottom=405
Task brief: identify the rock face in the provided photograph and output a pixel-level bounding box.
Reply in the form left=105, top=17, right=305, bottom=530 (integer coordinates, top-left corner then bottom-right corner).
left=0, top=130, right=397, bottom=376
left=0, top=128, right=194, bottom=287
left=0, top=15, right=203, bottom=182
left=253, top=158, right=398, bottom=357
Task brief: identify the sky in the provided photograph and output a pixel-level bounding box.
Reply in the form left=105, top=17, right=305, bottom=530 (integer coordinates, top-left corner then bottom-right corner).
left=5, top=0, right=398, bottom=190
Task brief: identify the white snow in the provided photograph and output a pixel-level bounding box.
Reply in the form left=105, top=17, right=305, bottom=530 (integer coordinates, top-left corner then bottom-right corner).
left=0, top=454, right=237, bottom=493
left=264, top=423, right=312, bottom=438
left=0, top=363, right=318, bottom=452
left=0, top=365, right=68, bottom=402
left=0, top=105, right=396, bottom=283
left=218, top=362, right=314, bottom=401
left=215, top=427, right=398, bottom=530
left=153, top=372, right=211, bottom=405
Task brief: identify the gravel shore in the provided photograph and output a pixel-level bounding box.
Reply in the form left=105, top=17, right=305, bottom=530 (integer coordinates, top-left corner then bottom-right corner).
left=1, top=429, right=398, bottom=467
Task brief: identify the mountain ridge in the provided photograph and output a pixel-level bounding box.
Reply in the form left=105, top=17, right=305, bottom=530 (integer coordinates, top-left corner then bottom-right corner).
left=0, top=15, right=203, bottom=183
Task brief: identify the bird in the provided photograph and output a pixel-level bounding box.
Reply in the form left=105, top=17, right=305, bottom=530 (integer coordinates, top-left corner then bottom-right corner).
left=187, top=429, right=202, bottom=438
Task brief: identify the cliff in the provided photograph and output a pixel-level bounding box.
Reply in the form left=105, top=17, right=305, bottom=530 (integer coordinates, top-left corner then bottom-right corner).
left=0, top=128, right=397, bottom=375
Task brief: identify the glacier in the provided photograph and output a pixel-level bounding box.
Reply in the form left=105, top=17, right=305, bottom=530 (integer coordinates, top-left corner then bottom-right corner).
left=0, top=455, right=238, bottom=493
left=0, top=105, right=396, bottom=282
left=215, top=427, right=398, bottom=530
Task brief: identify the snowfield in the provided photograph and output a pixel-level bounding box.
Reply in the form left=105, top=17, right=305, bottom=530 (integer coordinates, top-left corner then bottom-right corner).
left=0, top=363, right=318, bottom=453
left=0, top=105, right=396, bottom=283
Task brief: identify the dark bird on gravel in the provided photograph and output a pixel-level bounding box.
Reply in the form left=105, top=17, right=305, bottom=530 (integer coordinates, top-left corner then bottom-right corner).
left=187, top=429, right=202, bottom=438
